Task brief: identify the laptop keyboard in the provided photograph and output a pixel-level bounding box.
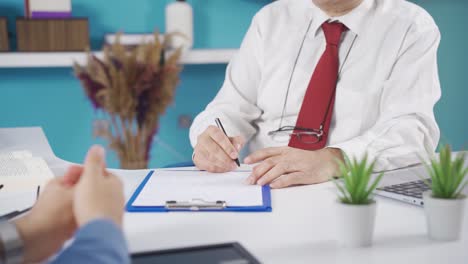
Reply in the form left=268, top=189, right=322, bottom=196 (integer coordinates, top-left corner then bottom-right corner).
left=377, top=179, right=432, bottom=199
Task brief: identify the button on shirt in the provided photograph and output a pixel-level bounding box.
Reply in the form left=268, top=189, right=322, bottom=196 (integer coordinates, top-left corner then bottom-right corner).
left=189, top=0, right=441, bottom=171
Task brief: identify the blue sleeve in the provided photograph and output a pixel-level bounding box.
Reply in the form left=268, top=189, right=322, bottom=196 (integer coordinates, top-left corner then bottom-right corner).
left=49, top=219, right=130, bottom=264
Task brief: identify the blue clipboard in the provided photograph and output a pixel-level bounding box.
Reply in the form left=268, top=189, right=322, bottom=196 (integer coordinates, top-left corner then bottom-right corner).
left=126, top=170, right=272, bottom=213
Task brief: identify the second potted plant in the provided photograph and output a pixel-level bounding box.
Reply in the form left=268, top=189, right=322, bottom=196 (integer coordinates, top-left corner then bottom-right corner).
left=422, top=145, right=468, bottom=241
left=334, top=154, right=384, bottom=247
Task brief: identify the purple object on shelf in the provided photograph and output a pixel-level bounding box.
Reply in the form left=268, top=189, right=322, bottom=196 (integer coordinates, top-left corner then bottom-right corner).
left=31, top=11, right=71, bottom=19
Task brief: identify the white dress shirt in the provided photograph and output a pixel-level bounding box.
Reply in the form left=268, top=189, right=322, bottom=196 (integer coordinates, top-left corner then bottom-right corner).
left=190, top=0, right=441, bottom=171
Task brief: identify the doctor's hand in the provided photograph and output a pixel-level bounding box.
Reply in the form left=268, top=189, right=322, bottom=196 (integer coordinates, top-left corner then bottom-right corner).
left=244, top=147, right=344, bottom=189
left=193, top=125, right=245, bottom=173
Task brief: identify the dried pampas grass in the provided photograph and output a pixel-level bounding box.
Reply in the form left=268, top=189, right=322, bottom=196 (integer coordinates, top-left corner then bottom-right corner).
left=74, top=32, right=182, bottom=169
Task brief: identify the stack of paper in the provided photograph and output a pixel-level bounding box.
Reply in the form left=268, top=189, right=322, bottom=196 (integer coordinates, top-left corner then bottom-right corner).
left=0, top=150, right=53, bottom=216
left=0, top=150, right=53, bottom=193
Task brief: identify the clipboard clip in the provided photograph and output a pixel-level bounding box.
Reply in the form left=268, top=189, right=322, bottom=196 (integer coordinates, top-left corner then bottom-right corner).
left=165, top=199, right=227, bottom=211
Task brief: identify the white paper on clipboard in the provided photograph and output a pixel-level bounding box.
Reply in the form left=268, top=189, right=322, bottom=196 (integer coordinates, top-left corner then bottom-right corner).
left=131, top=169, right=263, bottom=207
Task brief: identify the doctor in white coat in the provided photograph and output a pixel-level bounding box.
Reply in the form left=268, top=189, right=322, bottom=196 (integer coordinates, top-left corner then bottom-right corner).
left=190, top=0, right=441, bottom=189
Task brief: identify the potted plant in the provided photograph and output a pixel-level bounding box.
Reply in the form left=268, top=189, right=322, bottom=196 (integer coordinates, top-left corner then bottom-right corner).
left=422, top=145, right=467, bottom=241
left=333, top=154, right=384, bottom=247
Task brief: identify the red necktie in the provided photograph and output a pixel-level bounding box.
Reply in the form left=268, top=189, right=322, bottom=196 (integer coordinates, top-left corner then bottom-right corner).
left=288, top=22, right=347, bottom=150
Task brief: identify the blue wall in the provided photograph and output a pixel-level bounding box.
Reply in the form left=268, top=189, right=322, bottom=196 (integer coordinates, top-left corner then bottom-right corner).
left=0, top=0, right=467, bottom=168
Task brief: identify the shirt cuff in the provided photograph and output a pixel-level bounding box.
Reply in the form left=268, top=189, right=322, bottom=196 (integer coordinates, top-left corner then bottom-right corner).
left=328, top=137, right=369, bottom=163
left=189, top=114, right=217, bottom=147
left=328, top=138, right=423, bottom=172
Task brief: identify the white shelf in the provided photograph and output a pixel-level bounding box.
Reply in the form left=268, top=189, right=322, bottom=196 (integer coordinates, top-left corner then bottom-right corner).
left=0, top=49, right=237, bottom=68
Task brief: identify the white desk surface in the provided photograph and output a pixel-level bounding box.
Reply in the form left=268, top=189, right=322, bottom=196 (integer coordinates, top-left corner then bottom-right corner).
left=1, top=127, right=467, bottom=264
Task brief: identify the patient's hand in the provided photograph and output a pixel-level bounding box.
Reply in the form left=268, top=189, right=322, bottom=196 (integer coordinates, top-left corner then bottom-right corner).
left=14, top=168, right=80, bottom=263
left=13, top=145, right=125, bottom=263
left=73, top=145, right=125, bottom=227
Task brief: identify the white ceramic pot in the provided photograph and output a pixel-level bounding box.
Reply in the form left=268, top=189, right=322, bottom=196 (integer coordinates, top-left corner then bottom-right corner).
left=423, top=191, right=466, bottom=241
left=336, top=200, right=377, bottom=247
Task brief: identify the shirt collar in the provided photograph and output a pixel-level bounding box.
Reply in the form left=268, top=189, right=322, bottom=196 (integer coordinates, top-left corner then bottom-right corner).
left=307, top=0, right=374, bottom=37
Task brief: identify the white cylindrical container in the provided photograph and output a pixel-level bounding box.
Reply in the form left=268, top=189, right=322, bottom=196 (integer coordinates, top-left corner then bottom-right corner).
left=165, top=0, right=193, bottom=50
left=423, top=191, right=466, bottom=241
left=336, top=200, right=377, bottom=247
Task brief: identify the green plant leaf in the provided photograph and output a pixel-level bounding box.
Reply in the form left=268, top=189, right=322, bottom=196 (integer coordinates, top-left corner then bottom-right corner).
left=450, top=157, right=466, bottom=198
left=430, top=160, right=444, bottom=197
left=338, top=154, right=355, bottom=200
left=333, top=153, right=382, bottom=204
left=354, top=155, right=371, bottom=203
left=423, top=144, right=468, bottom=199
left=333, top=179, right=351, bottom=203
left=364, top=172, right=384, bottom=200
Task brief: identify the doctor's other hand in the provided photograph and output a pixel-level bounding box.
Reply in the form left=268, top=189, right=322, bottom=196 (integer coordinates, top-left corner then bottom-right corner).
left=74, top=145, right=125, bottom=228
left=193, top=125, right=245, bottom=173
left=244, top=147, right=344, bottom=188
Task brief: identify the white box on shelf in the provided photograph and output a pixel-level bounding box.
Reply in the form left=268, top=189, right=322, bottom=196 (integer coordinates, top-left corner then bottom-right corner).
left=105, top=34, right=165, bottom=46
left=29, top=0, right=71, bottom=12
left=26, top=0, right=72, bottom=18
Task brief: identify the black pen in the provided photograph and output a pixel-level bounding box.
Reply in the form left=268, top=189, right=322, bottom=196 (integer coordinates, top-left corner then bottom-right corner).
left=0, top=207, right=32, bottom=221
left=0, top=184, right=3, bottom=190
left=215, top=118, right=241, bottom=167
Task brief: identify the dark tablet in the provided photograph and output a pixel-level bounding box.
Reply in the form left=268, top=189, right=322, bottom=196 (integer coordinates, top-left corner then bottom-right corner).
left=131, top=242, right=261, bottom=264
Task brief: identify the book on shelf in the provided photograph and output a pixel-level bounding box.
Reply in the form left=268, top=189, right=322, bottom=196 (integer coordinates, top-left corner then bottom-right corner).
left=0, top=17, right=9, bottom=52
left=24, top=0, right=30, bottom=18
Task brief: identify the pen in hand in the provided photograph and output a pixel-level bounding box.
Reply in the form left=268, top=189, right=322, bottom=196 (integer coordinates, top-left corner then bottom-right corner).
left=215, top=118, right=241, bottom=167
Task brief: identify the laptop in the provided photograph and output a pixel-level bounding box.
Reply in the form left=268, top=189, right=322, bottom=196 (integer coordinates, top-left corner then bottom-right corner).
left=375, top=178, right=431, bottom=206
left=375, top=178, right=468, bottom=207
